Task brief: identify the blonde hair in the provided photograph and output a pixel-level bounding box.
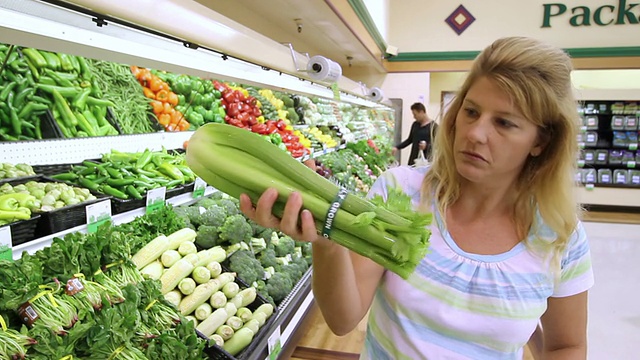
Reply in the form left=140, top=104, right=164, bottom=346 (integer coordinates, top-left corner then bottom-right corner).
left=422, top=37, right=580, bottom=271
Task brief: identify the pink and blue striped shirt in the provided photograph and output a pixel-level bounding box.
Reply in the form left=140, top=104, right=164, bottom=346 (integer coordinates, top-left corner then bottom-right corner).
left=361, top=166, right=594, bottom=360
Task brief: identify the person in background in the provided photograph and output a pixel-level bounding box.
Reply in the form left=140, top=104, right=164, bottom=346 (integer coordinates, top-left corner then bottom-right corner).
left=392, top=102, right=438, bottom=166
left=241, top=36, right=593, bottom=360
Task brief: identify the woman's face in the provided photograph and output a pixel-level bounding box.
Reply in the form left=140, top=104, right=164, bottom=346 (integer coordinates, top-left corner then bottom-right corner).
left=453, top=76, right=543, bottom=186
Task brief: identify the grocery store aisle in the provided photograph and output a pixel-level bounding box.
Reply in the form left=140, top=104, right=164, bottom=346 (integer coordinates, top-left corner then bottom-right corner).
left=583, top=221, right=640, bottom=360
left=285, top=220, right=639, bottom=360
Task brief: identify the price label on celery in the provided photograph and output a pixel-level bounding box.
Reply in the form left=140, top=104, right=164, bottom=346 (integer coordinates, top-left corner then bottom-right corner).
left=267, top=325, right=282, bottom=360
left=192, top=177, right=206, bottom=198
left=585, top=183, right=595, bottom=191
left=0, top=226, right=12, bottom=261
left=577, top=160, right=585, bottom=167
left=627, top=161, right=637, bottom=168
left=146, top=187, right=166, bottom=214
left=331, top=83, right=340, bottom=101
left=629, top=143, right=638, bottom=151
left=86, top=200, right=112, bottom=233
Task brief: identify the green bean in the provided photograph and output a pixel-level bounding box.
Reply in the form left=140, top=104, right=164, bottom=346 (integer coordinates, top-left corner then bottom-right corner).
left=85, top=59, right=157, bottom=134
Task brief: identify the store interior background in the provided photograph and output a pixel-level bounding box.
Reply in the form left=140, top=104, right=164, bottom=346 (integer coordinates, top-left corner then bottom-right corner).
left=198, top=0, right=640, bottom=359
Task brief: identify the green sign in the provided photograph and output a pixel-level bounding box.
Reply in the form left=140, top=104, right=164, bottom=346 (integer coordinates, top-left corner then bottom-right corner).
left=331, top=83, right=340, bottom=101
left=192, top=177, right=206, bottom=199
left=542, top=1, right=640, bottom=27
left=0, top=226, right=12, bottom=261
left=146, top=187, right=166, bottom=214
left=86, top=200, right=112, bottom=233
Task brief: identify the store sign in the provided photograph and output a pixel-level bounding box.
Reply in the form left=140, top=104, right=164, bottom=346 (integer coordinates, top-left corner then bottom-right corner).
left=542, top=0, right=640, bottom=27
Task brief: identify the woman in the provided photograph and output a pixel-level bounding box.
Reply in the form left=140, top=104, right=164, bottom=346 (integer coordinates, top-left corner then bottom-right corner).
left=240, top=37, right=594, bottom=359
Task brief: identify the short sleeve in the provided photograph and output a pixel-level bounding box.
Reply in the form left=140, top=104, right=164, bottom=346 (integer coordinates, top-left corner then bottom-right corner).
left=552, top=221, right=595, bottom=297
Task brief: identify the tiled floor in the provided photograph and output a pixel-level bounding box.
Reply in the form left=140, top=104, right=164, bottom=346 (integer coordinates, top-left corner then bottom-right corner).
left=286, top=220, right=640, bottom=359
left=583, top=221, right=640, bottom=360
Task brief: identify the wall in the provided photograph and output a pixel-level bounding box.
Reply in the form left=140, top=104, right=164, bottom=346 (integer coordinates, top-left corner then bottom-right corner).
left=379, top=72, right=430, bottom=165
left=386, top=0, right=640, bottom=53
left=429, top=70, right=640, bottom=121
left=362, top=0, right=390, bottom=41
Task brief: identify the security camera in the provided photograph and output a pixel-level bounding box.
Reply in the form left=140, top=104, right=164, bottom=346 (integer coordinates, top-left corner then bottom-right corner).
left=368, top=87, right=384, bottom=102
left=295, top=19, right=303, bottom=33
left=298, top=24, right=303, bottom=33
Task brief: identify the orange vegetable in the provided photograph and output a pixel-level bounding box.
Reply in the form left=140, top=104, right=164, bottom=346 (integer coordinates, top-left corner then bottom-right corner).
left=142, top=87, right=155, bottom=99
left=156, top=89, right=169, bottom=102
left=178, top=119, right=190, bottom=131
left=170, top=110, right=183, bottom=125
left=158, top=113, right=171, bottom=126
left=149, top=77, right=166, bottom=93
left=150, top=100, right=164, bottom=114
left=183, top=140, right=189, bottom=149
left=163, top=102, right=173, bottom=114
left=167, top=92, right=179, bottom=106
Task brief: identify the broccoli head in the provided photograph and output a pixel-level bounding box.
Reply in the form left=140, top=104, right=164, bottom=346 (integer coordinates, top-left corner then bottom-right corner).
left=259, top=248, right=279, bottom=269
left=216, top=198, right=239, bottom=216
left=256, top=228, right=275, bottom=243
left=195, top=225, right=220, bottom=249
left=228, top=250, right=265, bottom=285
left=197, top=205, right=227, bottom=227
left=271, top=233, right=296, bottom=257
left=195, top=197, right=218, bottom=209
left=218, top=214, right=253, bottom=245
left=248, top=219, right=266, bottom=236
left=265, top=272, right=293, bottom=303
left=185, top=206, right=204, bottom=227
left=250, top=237, right=267, bottom=254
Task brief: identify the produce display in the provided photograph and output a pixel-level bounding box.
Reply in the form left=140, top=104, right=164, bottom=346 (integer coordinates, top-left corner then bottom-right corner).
left=0, top=180, right=97, bottom=212
left=131, top=66, right=189, bottom=132
left=158, top=73, right=225, bottom=127
left=51, top=149, right=195, bottom=200
left=186, top=123, right=430, bottom=279
left=174, top=194, right=312, bottom=305
left=87, top=59, right=158, bottom=134
left=0, top=163, right=35, bottom=180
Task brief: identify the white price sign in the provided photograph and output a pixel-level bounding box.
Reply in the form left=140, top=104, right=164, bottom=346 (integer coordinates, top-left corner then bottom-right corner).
left=267, top=325, right=282, bottom=360
left=86, top=200, right=112, bottom=233
left=146, top=187, right=166, bottom=213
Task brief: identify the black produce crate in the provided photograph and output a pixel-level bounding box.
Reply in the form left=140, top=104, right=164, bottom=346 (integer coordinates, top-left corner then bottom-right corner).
left=0, top=175, right=41, bottom=186
left=31, top=163, right=73, bottom=177
left=110, top=185, right=184, bottom=215
left=37, top=176, right=111, bottom=236
left=41, top=109, right=64, bottom=139
left=1, top=215, right=41, bottom=246
left=6, top=176, right=111, bottom=237
left=200, top=265, right=279, bottom=360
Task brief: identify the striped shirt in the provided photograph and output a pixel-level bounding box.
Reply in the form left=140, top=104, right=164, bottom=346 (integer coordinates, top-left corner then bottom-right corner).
left=361, top=166, right=594, bottom=360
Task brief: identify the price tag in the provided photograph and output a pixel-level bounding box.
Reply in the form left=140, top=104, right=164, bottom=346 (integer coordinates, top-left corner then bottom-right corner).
left=192, top=177, right=206, bottom=199
left=629, top=143, right=638, bottom=151
left=331, top=83, right=340, bottom=101
left=585, top=183, right=595, bottom=191
left=146, top=187, right=166, bottom=214
left=0, top=226, right=12, bottom=261
left=577, top=160, right=585, bottom=167
left=267, top=326, right=282, bottom=360
left=86, top=200, right=112, bottom=233
left=627, top=161, right=637, bottom=168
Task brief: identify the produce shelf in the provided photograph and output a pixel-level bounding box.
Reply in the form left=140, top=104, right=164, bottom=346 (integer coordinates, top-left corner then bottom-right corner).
left=11, top=186, right=216, bottom=259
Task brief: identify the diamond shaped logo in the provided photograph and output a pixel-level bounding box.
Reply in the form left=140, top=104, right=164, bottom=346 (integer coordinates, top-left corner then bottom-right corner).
left=445, top=5, right=476, bottom=35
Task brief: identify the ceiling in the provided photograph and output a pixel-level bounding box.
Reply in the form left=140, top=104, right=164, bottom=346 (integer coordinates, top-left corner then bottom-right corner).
left=194, top=0, right=384, bottom=77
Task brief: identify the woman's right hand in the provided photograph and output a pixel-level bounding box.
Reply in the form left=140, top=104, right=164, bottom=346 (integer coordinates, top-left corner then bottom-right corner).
left=239, top=188, right=332, bottom=246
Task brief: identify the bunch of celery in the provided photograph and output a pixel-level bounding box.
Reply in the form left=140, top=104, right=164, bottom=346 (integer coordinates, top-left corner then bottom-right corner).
left=186, top=123, right=432, bottom=279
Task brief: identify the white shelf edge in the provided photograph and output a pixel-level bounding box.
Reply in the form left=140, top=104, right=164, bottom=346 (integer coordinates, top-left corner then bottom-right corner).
left=11, top=186, right=216, bottom=259
left=278, top=291, right=315, bottom=358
